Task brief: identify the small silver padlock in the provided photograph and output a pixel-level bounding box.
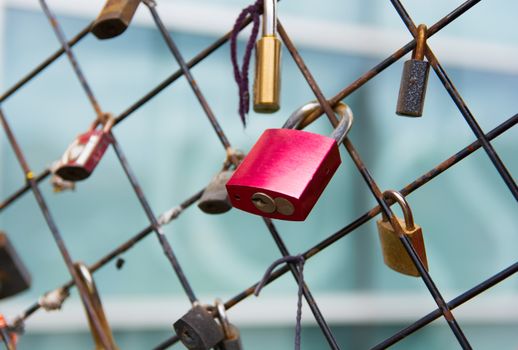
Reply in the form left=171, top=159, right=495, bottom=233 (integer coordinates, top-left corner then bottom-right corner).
left=198, top=170, right=234, bottom=214
left=215, top=299, right=243, bottom=350
left=173, top=305, right=224, bottom=350
left=396, top=24, right=430, bottom=117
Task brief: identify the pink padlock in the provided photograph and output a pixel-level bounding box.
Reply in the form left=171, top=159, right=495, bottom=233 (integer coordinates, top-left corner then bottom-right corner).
left=226, top=101, right=353, bottom=221
left=55, top=117, right=114, bottom=181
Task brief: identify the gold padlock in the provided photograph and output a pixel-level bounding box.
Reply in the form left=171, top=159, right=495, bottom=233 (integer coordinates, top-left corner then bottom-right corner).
left=91, top=0, right=141, bottom=40
left=376, top=190, right=428, bottom=277
left=74, top=262, right=120, bottom=350
left=253, top=0, right=281, bottom=113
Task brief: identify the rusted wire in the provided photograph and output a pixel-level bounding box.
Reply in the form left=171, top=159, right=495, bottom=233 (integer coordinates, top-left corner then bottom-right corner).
left=0, top=0, right=515, bottom=349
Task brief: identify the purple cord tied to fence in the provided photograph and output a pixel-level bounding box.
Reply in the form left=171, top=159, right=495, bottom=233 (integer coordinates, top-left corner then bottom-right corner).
left=255, top=254, right=305, bottom=350
left=230, top=0, right=263, bottom=126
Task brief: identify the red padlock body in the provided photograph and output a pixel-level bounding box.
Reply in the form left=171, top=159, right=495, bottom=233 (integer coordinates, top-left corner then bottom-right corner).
left=56, top=130, right=113, bottom=181
left=226, top=129, right=341, bottom=221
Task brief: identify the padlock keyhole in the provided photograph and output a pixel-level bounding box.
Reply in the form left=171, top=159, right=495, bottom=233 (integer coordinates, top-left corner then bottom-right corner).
left=234, top=195, right=241, bottom=201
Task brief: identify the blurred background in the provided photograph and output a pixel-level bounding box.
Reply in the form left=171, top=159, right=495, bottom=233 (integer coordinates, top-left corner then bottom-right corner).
left=0, top=0, right=517, bottom=349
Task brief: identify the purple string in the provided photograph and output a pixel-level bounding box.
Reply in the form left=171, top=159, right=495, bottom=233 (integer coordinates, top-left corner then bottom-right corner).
left=230, top=0, right=263, bottom=126
left=255, top=254, right=305, bottom=350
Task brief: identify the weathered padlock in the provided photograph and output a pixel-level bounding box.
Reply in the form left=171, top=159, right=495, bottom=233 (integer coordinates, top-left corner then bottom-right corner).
left=198, top=170, right=234, bottom=214
left=215, top=299, right=243, bottom=350
left=226, top=101, right=353, bottom=221
left=173, top=305, right=224, bottom=350
left=253, top=0, right=282, bottom=113
left=55, top=117, right=114, bottom=181
left=0, top=232, right=31, bottom=300
left=376, top=190, right=428, bottom=277
left=91, top=0, right=141, bottom=40
left=396, top=24, right=430, bottom=117
left=74, top=262, right=120, bottom=350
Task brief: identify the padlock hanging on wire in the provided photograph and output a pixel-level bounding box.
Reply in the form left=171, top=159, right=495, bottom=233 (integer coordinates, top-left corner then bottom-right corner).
left=91, top=0, right=142, bottom=40
left=55, top=116, right=114, bottom=182
left=174, top=305, right=224, bottom=350
left=214, top=299, right=243, bottom=350
left=198, top=150, right=244, bottom=215
left=376, top=190, right=428, bottom=277
left=396, top=24, right=430, bottom=117
left=0, top=232, right=31, bottom=300
left=226, top=101, right=353, bottom=221
left=253, top=0, right=282, bottom=113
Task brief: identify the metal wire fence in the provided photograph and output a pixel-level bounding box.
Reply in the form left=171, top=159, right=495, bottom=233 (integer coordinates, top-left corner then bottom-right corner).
left=0, top=0, right=516, bottom=349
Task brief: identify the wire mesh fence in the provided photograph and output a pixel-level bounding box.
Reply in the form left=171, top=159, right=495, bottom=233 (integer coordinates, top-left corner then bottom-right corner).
left=0, top=0, right=516, bottom=349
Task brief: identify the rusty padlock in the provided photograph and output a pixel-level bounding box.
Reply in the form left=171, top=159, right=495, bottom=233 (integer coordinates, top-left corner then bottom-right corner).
left=74, top=262, right=120, bottom=350
left=376, top=190, right=428, bottom=277
left=396, top=24, right=430, bottom=117
left=55, top=117, right=114, bottom=181
left=198, top=170, right=234, bottom=214
left=215, top=299, right=243, bottom=350
left=91, top=0, right=141, bottom=40
left=174, top=305, right=224, bottom=350
left=226, top=101, right=353, bottom=221
left=253, top=0, right=282, bottom=113
left=0, top=232, right=31, bottom=300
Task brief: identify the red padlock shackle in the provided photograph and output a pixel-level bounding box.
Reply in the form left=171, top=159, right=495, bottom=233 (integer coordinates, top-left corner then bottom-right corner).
left=283, top=101, right=353, bottom=145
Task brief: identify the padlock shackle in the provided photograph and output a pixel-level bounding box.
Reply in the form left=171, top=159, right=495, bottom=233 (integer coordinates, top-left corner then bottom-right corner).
left=262, top=0, right=277, bottom=37
left=330, top=102, right=354, bottom=145
left=74, top=262, right=119, bottom=350
left=215, top=298, right=232, bottom=339
left=412, top=24, right=427, bottom=61
left=283, top=101, right=353, bottom=145
left=382, top=190, right=415, bottom=230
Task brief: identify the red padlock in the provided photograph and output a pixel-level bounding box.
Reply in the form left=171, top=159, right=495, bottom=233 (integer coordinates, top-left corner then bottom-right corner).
left=55, top=117, right=114, bottom=181
left=226, top=101, right=353, bottom=221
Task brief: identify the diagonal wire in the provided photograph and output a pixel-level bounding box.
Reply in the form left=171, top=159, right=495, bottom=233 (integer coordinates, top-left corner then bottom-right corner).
left=388, top=0, right=517, bottom=203
left=0, top=108, right=114, bottom=350
left=39, top=0, right=199, bottom=304
left=144, top=1, right=341, bottom=346
left=277, top=20, right=472, bottom=349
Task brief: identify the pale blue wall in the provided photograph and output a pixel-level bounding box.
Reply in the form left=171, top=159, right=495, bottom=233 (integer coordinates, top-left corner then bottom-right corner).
left=1, top=1, right=517, bottom=349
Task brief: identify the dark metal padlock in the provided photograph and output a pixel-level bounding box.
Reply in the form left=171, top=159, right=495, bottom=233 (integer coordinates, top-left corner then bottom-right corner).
left=0, top=232, right=31, bottom=300
left=91, top=0, right=141, bottom=40
left=215, top=299, right=243, bottom=350
left=55, top=118, right=114, bottom=181
left=253, top=0, right=281, bottom=113
left=174, top=305, right=224, bottom=350
left=198, top=170, right=234, bottom=214
left=376, top=190, right=428, bottom=277
left=396, top=24, right=430, bottom=117
left=226, top=101, right=353, bottom=221
left=74, top=262, right=120, bottom=350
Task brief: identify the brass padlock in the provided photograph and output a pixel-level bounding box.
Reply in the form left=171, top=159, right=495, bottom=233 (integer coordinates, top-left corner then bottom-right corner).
left=91, top=0, right=141, bottom=40
left=0, top=232, right=31, bottom=300
left=215, top=299, right=243, bottom=350
left=253, top=0, right=281, bottom=113
left=198, top=170, right=234, bottom=214
left=174, top=305, right=224, bottom=350
left=74, top=262, right=120, bottom=350
left=396, top=24, right=430, bottom=117
left=376, top=190, right=428, bottom=277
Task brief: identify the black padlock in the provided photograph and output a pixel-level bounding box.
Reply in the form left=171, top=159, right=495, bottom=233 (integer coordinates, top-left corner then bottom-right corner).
left=198, top=170, right=234, bottom=214
left=396, top=24, right=430, bottom=117
left=215, top=299, right=243, bottom=350
left=0, top=233, right=31, bottom=299
left=173, top=305, right=224, bottom=350
left=91, top=0, right=141, bottom=40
